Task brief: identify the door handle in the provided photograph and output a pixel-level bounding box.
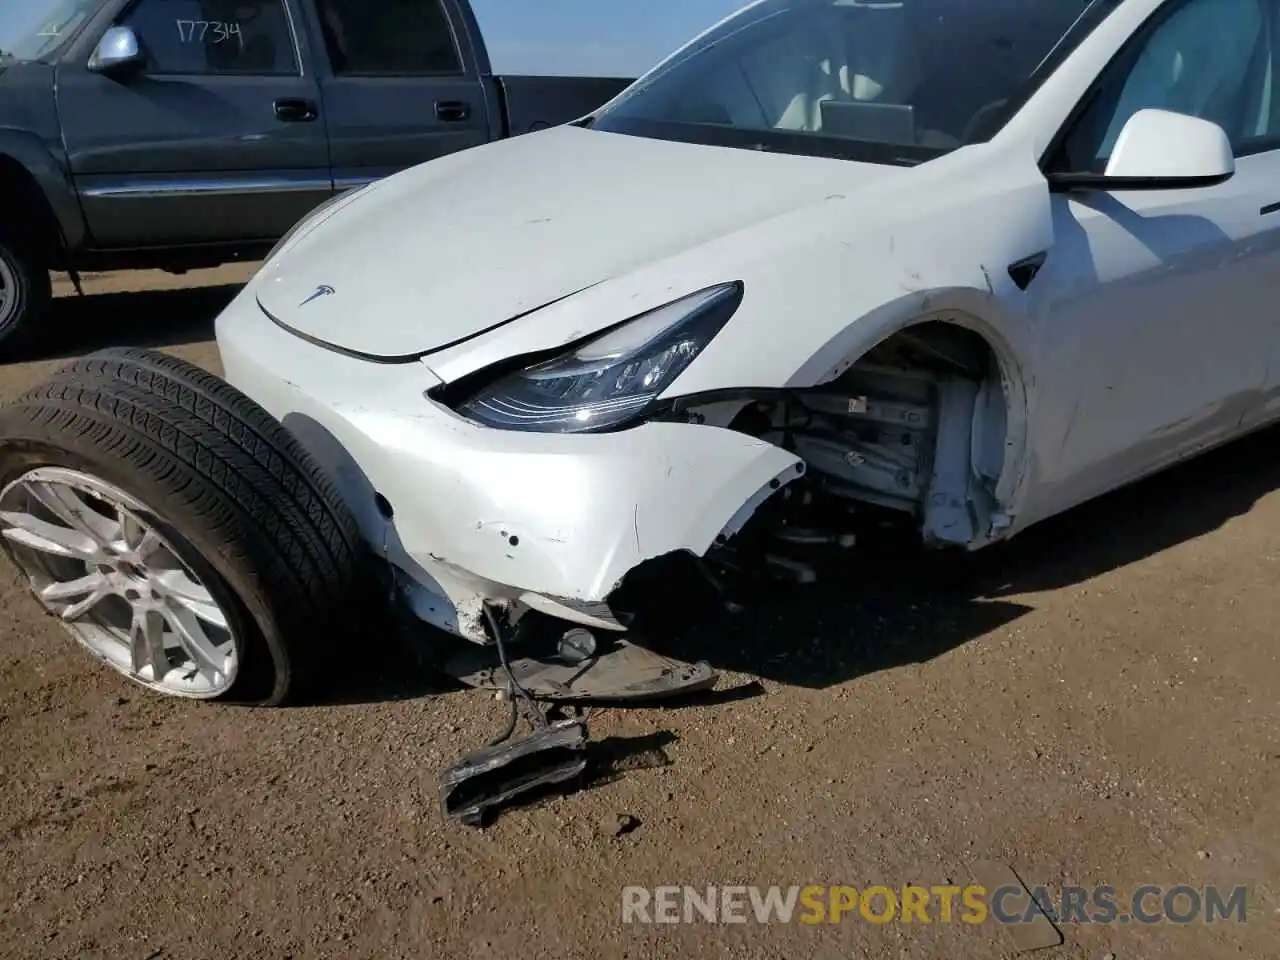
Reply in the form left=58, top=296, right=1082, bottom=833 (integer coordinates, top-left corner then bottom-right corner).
left=275, top=98, right=318, bottom=122
left=435, top=100, right=471, bottom=122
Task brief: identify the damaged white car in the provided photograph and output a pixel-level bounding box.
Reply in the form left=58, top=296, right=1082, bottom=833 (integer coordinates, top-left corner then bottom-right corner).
left=3, top=0, right=1279, bottom=707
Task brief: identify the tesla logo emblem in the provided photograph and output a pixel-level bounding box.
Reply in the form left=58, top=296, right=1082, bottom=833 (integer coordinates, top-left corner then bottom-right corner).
left=299, top=284, right=334, bottom=306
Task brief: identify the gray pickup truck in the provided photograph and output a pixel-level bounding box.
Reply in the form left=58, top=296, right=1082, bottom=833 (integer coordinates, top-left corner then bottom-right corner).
left=0, top=0, right=663, bottom=347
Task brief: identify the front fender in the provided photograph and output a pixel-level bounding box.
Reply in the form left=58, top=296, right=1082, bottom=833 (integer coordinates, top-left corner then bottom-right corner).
left=674, top=141, right=1056, bottom=394
left=417, top=140, right=1055, bottom=398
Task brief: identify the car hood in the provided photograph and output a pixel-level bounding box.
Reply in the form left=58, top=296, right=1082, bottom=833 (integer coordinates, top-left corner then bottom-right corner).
left=256, top=125, right=904, bottom=360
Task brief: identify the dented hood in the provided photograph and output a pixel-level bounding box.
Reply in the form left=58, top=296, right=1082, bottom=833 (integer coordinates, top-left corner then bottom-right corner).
left=255, top=125, right=902, bottom=360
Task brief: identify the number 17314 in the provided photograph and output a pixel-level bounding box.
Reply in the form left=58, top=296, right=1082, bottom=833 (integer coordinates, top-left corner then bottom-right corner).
left=175, top=20, right=244, bottom=44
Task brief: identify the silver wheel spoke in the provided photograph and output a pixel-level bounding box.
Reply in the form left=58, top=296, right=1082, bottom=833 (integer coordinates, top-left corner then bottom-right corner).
left=163, top=603, right=227, bottom=683
left=118, top=512, right=166, bottom=560
left=120, top=512, right=146, bottom=549
left=133, top=529, right=166, bottom=564
left=1, top=510, right=103, bottom=560
left=27, top=481, right=119, bottom=546
left=129, top=608, right=170, bottom=681
left=152, top=570, right=227, bottom=629
left=40, top=571, right=113, bottom=621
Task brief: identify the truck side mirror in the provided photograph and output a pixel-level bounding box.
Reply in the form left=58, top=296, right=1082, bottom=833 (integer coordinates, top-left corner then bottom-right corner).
left=88, top=26, right=146, bottom=76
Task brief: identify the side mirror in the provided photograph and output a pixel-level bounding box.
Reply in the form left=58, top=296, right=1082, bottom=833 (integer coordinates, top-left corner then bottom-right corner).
left=87, top=26, right=145, bottom=76
left=1047, top=108, right=1235, bottom=191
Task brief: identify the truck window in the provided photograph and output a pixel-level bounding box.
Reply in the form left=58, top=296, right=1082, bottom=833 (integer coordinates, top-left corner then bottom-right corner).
left=316, top=0, right=463, bottom=76
left=119, top=0, right=300, bottom=76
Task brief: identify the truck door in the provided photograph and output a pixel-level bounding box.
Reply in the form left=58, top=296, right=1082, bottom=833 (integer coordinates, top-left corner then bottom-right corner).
left=304, top=0, right=495, bottom=189
left=57, top=0, right=333, bottom=249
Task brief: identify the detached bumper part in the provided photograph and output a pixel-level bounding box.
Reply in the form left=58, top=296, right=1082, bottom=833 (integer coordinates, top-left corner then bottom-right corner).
left=439, top=717, right=588, bottom=826
left=441, top=632, right=716, bottom=701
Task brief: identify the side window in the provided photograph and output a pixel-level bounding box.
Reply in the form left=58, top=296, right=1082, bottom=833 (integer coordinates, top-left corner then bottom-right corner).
left=1061, top=0, right=1278, bottom=170
left=316, top=0, right=463, bottom=76
left=120, top=0, right=299, bottom=76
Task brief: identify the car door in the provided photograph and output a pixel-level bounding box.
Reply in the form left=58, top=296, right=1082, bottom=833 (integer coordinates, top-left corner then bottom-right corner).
left=1032, top=0, right=1280, bottom=513
left=303, top=0, right=494, bottom=189
left=57, top=0, right=332, bottom=249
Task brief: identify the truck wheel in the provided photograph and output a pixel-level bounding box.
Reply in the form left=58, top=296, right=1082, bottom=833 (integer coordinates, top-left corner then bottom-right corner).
left=0, top=234, right=52, bottom=348
left=0, top=348, right=370, bottom=705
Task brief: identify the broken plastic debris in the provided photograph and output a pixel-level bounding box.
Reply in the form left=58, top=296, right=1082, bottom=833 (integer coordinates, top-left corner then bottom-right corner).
left=439, top=717, right=588, bottom=827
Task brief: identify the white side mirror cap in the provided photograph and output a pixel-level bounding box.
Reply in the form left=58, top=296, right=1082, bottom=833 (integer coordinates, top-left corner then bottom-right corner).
left=1105, top=108, right=1234, bottom=183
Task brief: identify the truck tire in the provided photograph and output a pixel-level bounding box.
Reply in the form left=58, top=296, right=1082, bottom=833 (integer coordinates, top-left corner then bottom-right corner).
left=0, top=232, right=52, bottom=349
left=0, top=347, right=371, bottom=705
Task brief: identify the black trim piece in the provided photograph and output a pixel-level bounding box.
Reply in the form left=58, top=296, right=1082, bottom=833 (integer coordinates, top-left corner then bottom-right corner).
left=591, top=118, right=935, bottom=167
left=259, top=299, right=415, bottom=364
left=1046, top=171, right=1234, bottom=192
left=645, top=385, right=798, bottom=424
left=260, top=281, right=603, bottom=364
left=1261, top=201, right=1280, bottom=216
left=1007, top=251, right=1048, bottom=291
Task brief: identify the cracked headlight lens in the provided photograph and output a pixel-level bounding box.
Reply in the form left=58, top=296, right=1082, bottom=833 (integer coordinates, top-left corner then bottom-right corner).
left=457, top=282, right=743, bottom=433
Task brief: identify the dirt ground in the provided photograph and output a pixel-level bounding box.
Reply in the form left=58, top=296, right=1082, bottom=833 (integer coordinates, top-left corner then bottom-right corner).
left=0, top=268, right=1277, bottom=960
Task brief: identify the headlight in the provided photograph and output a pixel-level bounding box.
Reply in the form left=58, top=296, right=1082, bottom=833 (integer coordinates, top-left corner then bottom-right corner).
left=263, top=184, right=367, bottom=264
left=455, top=282, right=743, bottom=433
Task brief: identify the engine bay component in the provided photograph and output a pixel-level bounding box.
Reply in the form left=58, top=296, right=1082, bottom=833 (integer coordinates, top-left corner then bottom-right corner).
left=674, top=322, right=1010, bottom=598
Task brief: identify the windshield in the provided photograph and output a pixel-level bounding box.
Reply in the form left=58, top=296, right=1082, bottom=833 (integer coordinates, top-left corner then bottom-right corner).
left=0, top=0, right=101, bottom=63
left=590, top=0, right=1104, bottom=165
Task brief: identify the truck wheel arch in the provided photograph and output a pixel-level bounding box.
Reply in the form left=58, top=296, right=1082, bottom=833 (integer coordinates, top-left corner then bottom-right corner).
left=0, top=133, right=89, bottom=265
left=0, top=155, right=63, bottom=268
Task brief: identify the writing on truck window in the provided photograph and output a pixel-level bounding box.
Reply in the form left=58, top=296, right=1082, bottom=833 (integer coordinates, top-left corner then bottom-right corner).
left=121, top=0, right=298, bottom=75
left=174, top=20, right=244, bottom=45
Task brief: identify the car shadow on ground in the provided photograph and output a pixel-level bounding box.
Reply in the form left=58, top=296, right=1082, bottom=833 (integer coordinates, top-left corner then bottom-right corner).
left=653, top=422, right=1280, bottom=691
left=8, top=283, right=240, bottom=363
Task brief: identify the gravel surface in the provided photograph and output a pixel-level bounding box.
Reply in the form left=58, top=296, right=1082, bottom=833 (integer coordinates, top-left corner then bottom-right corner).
left=0, top=268, right=1276, bottom=960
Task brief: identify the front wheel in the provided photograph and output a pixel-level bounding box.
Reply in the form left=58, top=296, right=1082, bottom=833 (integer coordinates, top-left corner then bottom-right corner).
left=0, top=348, right=371, bottom=704
left=0, top=234, right=52, bottom=349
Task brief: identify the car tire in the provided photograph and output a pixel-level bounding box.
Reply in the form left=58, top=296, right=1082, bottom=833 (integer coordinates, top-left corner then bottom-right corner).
left=0, top=232, right=52, bottom=350
left=0, top=347, right=371, bottom=705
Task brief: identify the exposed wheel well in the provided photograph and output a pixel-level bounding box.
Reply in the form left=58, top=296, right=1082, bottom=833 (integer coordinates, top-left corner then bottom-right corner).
left=0, top=155, right=63, bottom=269
left=665, top=318, right=1022, bottom=588
left=816, top=318, right=1015, bottom=535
